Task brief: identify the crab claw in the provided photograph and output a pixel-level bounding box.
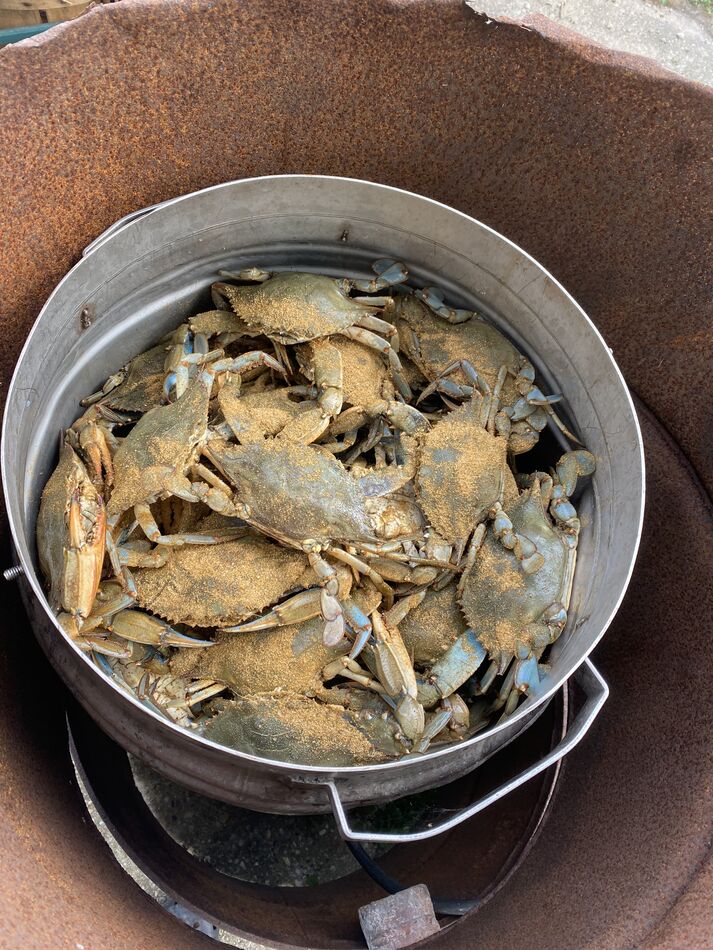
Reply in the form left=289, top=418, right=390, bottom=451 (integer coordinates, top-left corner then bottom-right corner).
left=321, top=591, right=345, bottom=646
left=415, top=286, right=475, bottom=324
left=416, top=628, right=487, bottom=708
left=222, top=588, right=323, bottom=633
left=111, top=609, right=213, bottom=648
left=350, top=259, right=409, bottom=294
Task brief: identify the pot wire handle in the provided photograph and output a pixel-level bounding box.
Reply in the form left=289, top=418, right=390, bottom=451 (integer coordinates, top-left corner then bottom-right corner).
left=82, top=200, right=170, bottom=257
left=325, top=657, right=608, bottom=844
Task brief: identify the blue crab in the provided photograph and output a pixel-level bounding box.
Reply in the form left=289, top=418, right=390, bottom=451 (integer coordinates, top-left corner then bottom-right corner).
left=193, top=427, right=429, bottom=643
left=170, top=580, right=380, bottom=696
left=36, top=444, right=107, bottom=642
left=417, top=460, right=593, bottom=716
left=394, top=292, right=579, bottom=454
left=211, top=261, right=411, bottom=397
left=105, top=355, right=284, bottom=549
left=200, top=690, right=407, bottom=766
left=218, top=339, right=345, bottom=445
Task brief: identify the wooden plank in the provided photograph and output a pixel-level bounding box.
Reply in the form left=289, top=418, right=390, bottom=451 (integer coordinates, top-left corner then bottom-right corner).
left=0, top=9, right=41, bottom=25
left=45, top=2, right=91, bottom=21
left=0, top=0, right=90, bottom=12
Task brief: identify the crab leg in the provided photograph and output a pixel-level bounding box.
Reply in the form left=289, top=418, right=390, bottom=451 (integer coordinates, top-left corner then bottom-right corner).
left=118, top=540, right=171, bottom=569
left=382, top=590, right=427, bottom=629
left=413, top=708, right=453, bottom=754
left=70, top=405, right=128, bottom=489
left=417, top=360, right=492, bottom=426
left=110, top=609, right=213, bottom=648
left=326, top=547, right=394, bottom=607
left=182, top=681, right=227, bottom=708
left=490, top=502, right=545, bottom=574
left=303, top=550, right=345, bottom=646
left=415, top=286, right=476, bottom=324
left=349, top=259, right=409, bottom=294
left=133, top=501, right=237, bottom=546
left=487, top=365, right=508, bottom=434
left=345, top=602, right=373, bottom=660
left=456, top=524, right=486, bottom=598
left=322, top=656, right=387, bottom=692
left=72, top=631, right=133, bottom=658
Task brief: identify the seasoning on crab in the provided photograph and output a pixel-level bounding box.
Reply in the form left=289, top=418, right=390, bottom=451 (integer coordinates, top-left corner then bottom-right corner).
left=394, top=292, right=579, bottom=453
left=132, top=533, right=316, bottom=628
left=36, top=444, right=106, bottom=639
left=212, top=261, right=411, bottom=398
left=202, top=691, right=406, bottom=766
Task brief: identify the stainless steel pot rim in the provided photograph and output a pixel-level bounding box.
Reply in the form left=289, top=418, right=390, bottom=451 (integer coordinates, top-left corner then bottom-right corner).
left=1, top=174, right=646, bottom=776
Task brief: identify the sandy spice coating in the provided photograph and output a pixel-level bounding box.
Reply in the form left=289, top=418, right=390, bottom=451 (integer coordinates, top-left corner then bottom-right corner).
left=218, top=272, right=379, bottom=343
left=207, top=438, right=376, bottom=543
left=298, top=337, right=395, bottom=408
left=171, top=580, right=383, bottom=694
left=189, top=309, right=264, bottom=338
left=102, top=343, right=167, bottom=413
left=416, top=400, right=517, bottom=544
left=133, top=534, right=313, bottom=627
left=399, top=582, right=465, bottom=667
left=172, top=615, right=343, bottom=694
left=107, top=373, right=211, bottom=517
left=459, top=488, right=569, bottom=658
left=203, top=692, right=394, bottom=765
left=218, top=381, right=306, bottom=443
left=395, top=294, right=522, bottom=396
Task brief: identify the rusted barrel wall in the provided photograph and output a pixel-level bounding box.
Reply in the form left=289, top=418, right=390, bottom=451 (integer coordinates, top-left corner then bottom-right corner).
left=0, top=2, right=711, bottom=947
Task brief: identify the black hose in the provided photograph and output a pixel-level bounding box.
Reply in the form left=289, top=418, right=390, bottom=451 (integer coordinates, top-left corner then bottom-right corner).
left=345, top=841, right=479, bottom=917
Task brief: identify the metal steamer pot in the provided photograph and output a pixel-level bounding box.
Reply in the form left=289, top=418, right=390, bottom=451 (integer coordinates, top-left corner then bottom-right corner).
left=1, top=176, right=644, bottom=842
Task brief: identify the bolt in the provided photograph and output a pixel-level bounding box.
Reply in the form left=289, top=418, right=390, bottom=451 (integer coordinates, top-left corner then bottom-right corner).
left=3, top=564, right=24, bottom=582
left=80, top=304, right=95, bottom=330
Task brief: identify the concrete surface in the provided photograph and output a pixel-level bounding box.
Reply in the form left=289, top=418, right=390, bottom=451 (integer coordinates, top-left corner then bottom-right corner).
left=472, top=0, right=713, bottom=85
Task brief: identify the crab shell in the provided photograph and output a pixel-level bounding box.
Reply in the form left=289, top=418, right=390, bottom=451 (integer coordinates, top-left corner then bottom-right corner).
left=458, top=486, right=572, bottom=659
left=207, top=438, right=378, bottom=544
left=399, top=582, right=465, bottom=667
left=415, top=399, right=518, bottom=545
left=36, top=443, right=106, bottom=621
left=202, top=691, right=402, bottom=766
left=168, top=566, right=370, bottom=692
left=132, top=533, right=314, bottom=628
left=102, top=343, right=167, bottom=413
left=107, top=372, right=211, bottom=518
left=214, top=272, right=380, bottom=344
left=394, top=293, right=523, bottom=398
left=218, top=381, right=308, bottom=444
left=297, top=337, right=395, bottom=409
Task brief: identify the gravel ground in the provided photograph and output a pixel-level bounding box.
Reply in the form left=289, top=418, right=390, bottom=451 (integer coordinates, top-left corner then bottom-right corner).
left=471, top=0, right=713, bottom=86
left=131, top=756, right=439, bottom=887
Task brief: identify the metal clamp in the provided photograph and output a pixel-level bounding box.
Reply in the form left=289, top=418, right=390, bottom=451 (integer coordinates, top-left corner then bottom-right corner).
left=82, top=199, right=172, bottom=257
left=324, top=657, right=608, bottom=844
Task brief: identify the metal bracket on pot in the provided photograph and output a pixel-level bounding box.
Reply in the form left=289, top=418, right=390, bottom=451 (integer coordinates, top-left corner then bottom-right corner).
left=82, top=200, right=171, bottom=257
left=323, top=658, right=608, bottom=844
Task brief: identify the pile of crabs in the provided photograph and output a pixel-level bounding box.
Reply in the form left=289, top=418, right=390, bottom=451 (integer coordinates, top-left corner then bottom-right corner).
left=37, top=260, right=594, bottom=767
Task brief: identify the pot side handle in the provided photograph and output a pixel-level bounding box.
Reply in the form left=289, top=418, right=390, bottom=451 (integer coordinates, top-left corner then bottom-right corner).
left=324, top=657, right=608, bottom=844
left=82, top=200, right=171, bottom=257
